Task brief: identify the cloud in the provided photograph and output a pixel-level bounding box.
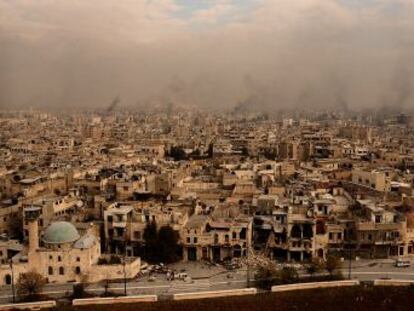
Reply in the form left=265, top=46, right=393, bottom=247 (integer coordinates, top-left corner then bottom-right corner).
left=0, top=0, right=414, bottom=111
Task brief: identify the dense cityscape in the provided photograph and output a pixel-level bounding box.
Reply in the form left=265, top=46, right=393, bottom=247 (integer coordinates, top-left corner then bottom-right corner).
left=0, top=107, right=414, bottom=308
left=2, top=0, right=414, bottom=310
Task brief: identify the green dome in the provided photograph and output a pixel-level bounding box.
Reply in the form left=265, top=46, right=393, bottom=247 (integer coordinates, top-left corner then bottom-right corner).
left=42, top=221, right=80, bottom=244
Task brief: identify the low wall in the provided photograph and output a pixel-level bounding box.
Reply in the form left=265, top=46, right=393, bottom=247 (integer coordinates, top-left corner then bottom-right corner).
left=374, top=279, right=414, bottom=286
left=271, top=280, right=360, bottom=292
left=0, top=300, right=56, bottom=310
left=72, top=295, right=157, bottom=306
left=173, top=288, right=257, bottom=301
left=89, top=257, right=141, bottom=283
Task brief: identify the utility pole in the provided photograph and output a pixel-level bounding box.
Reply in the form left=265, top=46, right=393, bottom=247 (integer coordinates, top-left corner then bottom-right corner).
left=348, top=246, right=352, bottom=279
left=246, top=206, right=251, bottom=288
left=246, top=248, right=250, bottom=288
left=123, top=255, right=127, bottom=296
left=9, top=260, right=15, bottom=303
left=123, top=238, right=127, bottom=296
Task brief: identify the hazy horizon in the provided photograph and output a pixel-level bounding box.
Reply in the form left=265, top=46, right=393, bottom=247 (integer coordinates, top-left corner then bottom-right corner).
left=1, top=0, right=414, bottom=112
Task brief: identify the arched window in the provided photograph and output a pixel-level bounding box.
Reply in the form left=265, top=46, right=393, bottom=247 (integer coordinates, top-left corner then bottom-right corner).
left=75, top=266, right=81, bottom=274
left=59, top=267, right=64, bottom=275
left=48, top=267, right=53, bottom=275
left=5, top=274, right=11, bottom=285
left=58, top=256, right=62, bottom=262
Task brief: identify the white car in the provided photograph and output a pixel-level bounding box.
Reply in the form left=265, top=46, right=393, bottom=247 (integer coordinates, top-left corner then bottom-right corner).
left=175, top=272, right=188, bottom=280
left=395, top=259, right=411, bottom=268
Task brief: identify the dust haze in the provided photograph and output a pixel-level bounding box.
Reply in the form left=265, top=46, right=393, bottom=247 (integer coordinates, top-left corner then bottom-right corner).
left=1, top=0, right=414, bottom=112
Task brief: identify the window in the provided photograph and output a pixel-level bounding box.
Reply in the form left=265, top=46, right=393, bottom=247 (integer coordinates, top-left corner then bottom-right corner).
left=338, top=233, right=342, bottom=240
left=58, top=256, right=62, bottom=262
left=194, top=237, right=198, bottom=244
left=5, top=274, right=11, bottom=285
left=48, top=267, right=53, bottom=275
left=134, top=231, right=141, bottom=239
left=187, top=237, right=190, bottom=243
left=49, top=255, right=53, bottom=260
left=75, top=266, right=81, bottom=274
left=329, top=233, right=333, bottom=240
left=240, top=228, right=247, bottom=240
left=108, top=216, right=113, bottom=222
left=59, top=267, right=64, bottom=275
left=76, top=257, right=80, bottom=262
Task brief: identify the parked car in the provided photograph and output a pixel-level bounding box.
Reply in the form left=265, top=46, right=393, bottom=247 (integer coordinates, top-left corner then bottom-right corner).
left=395, top=259, right=411, bottom=268
left=175, top=272, right=188, bottom=280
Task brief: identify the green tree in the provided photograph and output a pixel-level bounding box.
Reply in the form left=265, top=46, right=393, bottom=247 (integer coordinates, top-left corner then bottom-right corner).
left=157, top=225, right=180, bottom=263
left=17, top=271, right=46, bottom=301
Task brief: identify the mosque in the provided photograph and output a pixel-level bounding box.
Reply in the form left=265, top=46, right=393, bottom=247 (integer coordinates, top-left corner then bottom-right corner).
left=0, top=206, right=140, bottom=286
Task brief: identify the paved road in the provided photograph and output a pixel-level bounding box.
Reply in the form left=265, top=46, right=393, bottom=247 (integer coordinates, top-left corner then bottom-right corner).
left=1, top=259, right=414, bottom=303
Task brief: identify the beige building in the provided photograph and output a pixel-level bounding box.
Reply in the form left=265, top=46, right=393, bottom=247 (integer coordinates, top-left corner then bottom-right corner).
left=352, top=168, right=391, bottom=192
left=182, top=214, right=252, bottom=262
left=0, top=206, right=140, bottom=287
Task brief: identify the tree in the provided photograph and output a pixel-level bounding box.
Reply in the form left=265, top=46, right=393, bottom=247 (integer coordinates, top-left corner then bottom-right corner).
left=167, top=146, right=187, bottom=161
left=279, top=266, right=299, bottom=284
left=157, top=225, right=180, bottom=263
left=17, top=271, right=46, bottom=300
left=143, top=221, right=158, bottom=262
left=255, top=262, right=279, bottom=290
left=325, top=255, right=341, bottom=278
left=306, top=258, right=325, bottom=278
left=240, top=147, right=249, bottom=156
left=72, top=274, right=89, bottom=299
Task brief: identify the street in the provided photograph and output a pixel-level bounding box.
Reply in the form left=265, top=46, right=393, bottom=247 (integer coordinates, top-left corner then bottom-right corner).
left=1, top=259, right=414, bottom=303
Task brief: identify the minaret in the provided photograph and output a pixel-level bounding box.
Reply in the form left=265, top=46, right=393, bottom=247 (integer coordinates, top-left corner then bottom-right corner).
left=24, top=206, right=41, bottom=254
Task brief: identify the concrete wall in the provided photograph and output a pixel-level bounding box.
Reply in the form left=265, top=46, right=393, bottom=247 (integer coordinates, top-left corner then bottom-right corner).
left=271, top=280, right=360, bottom=292
left=73, top=295, right=157, bottom=306
left=0, top=300, right=56, bottom=310
left=374, top=279, right=414, bottom=286
left=173, top=288, right=257, bottom=301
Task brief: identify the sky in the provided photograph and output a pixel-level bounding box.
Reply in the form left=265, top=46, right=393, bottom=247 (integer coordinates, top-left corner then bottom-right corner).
left=1, top=0, right=414, bottom=112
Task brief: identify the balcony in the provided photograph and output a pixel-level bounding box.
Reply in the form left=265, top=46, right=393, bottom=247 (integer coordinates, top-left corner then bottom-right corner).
left=112, top=221, right=127, bottom=228
left=356, top=222, right=402, bottom=231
